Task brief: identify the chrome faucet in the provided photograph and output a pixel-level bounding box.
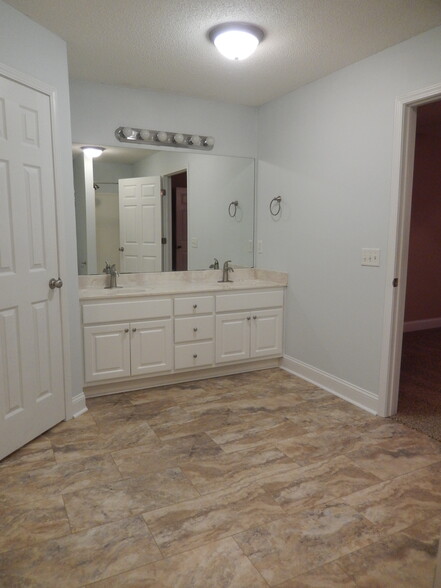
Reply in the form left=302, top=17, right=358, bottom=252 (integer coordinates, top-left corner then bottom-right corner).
left=209, top=258, right=219, bottom=270
left=103, top=261, right=119, bottom=288
left=219, top=260, right=234, bottom=283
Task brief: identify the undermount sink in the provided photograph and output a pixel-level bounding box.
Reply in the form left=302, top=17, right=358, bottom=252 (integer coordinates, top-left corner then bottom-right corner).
left=108, top=286, right=148, bottom=294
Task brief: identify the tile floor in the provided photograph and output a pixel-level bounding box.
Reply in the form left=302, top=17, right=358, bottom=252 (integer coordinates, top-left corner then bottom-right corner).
left=1, top=368, right=441, bottom=587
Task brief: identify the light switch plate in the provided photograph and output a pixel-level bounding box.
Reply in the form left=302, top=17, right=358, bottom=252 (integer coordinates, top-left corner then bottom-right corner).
left=191, top=238, right=198, bottom=248
left=362, top=248, right=380, bottom=266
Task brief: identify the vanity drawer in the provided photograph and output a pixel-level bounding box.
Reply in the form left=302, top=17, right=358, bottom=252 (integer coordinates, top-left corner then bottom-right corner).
left=82, top=298, right=172, bottom=324
left=174, top=295, right=214, bottom=316
left=216, top=289, right=284, bottom=312
left=174, top=315, right=214, bottom=343
left=174, top=341, right=214, bottom=370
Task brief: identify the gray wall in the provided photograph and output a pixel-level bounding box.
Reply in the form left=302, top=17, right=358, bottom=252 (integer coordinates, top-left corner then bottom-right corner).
left=256, top=25, right=441, bottom=410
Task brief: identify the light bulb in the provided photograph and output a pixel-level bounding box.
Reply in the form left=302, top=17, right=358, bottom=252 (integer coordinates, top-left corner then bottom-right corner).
left=122, top=127, right=137, bottom=139
left=140, top=129, right=152, bottom=141
left=204, top=136, right=215, bottom=147
left=190, top=134, right=201, bottom=146
left=157, top=131, right=168, bottom=142
left=174, top=133, right=185, bottom=144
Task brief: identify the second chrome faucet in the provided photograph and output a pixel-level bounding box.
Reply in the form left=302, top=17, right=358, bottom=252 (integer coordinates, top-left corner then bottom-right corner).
left=219, top=260, right=234, bottom=283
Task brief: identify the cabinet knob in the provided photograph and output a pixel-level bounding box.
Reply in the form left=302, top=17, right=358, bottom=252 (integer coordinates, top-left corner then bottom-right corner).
left=193, top=304, right=198, bottom=309
left=193, top=327, right=198, bottom=332
left=124, top=328, right=129, bottom=333
left=193, top=354, right=198, bottom=359
left=247, top=316, right=251, bottom=321
left=253, top=315, right=257, bottom=320
left=132, top=327, right=137, bottom=332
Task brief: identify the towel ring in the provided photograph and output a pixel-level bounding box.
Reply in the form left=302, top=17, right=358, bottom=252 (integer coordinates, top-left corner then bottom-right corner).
left=270, top=195, right=282, bottom=216
left=228, top=200, right=239, bottom=217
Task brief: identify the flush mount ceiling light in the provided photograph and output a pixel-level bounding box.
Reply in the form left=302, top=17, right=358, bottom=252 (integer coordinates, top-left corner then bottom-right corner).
left=209, top=22, right=264, bottom=61
left=81, top=146, right=105, bottom=158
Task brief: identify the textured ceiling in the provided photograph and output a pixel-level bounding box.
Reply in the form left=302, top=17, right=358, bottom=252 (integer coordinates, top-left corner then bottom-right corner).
left=5, top=0, right=441, bottom=106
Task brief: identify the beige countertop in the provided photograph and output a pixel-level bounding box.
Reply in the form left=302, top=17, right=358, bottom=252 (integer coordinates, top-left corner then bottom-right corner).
left=79, top=269, right=287, bottom=300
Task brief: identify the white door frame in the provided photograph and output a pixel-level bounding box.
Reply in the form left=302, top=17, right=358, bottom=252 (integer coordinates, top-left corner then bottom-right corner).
left=378, top=82, right=441, bottom=418
left=0, top=62, right=71, bottom=419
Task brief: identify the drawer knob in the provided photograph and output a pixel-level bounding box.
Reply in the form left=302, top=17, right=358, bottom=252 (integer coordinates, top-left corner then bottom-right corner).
left=193, top=304, right=198, bottom=309
left=124, top=328, right=129, bottom=333
left=247, top=316, right=251, bottom=321
left=253, top=315, right=257, bottom=320
left=193, top=353, right=198, bottom=359
left=193, top=327, right=198, bottom=332
left=132, top=327, right=137, bottom=332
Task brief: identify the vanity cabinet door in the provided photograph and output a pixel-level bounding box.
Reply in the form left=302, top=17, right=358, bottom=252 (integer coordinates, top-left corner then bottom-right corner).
left=130, top=318, right=172, bottom=376
left=250, top=308, right=283, bottom=359
left=84, top=323, right=130, bottom=382
left=215, top=312, right=251, bottom=363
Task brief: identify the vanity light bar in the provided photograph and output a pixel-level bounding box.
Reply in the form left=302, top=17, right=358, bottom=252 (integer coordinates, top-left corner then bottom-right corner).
left=115, top=127, right=215, bottom=151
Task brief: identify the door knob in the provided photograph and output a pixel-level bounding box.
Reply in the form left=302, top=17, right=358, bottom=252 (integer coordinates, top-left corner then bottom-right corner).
left=119, top=246, right=125, bottom=252
left=49, top=278, right=63, bottom=289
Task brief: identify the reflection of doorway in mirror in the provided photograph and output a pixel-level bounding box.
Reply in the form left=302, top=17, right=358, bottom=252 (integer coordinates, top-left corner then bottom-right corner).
left=172, top=173, right=188, bottom=271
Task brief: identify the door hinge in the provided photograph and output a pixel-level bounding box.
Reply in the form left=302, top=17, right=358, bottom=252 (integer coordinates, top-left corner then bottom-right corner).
left=393, top=278, right=399, bottom=287
left=161, top=237, right=167, bottom=245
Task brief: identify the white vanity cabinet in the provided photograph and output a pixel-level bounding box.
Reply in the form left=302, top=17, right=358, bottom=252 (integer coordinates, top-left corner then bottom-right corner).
left=215, top=290, right=284, bottom=364
left=174, top=295, right=215, bottom=370
left=82, top=298, right=173, bottom=383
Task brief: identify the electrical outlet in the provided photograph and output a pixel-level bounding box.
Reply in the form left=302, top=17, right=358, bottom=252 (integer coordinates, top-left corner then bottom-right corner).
left=248, top=240, right=253, bottom=253
left=362, top=248, right=380, bottom=266
left=191, top=238, right=198, bottom=248
left=257, top=240, right=263, bottom=254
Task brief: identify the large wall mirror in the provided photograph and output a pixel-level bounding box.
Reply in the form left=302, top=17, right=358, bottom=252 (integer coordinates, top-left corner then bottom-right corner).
left=73, top=144, right=255, bottom=275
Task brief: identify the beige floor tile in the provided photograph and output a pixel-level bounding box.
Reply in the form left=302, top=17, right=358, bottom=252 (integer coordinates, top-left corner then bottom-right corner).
left=259, top=454, right=382, bottom=514
left=275, top=561, right=357, bottom=587
left=0, top=517, right=162, bottom=588
left=345, top=433, right=441, bottom=480
left=234, top=502, right=380, bottom=586
left=143, top=481, right=284, bottom=557
left=149, top=407, right=242, bottom=440
left=63, top=468, right=200, bottom=532
left=0, top=495, right=70, bottom=553
left=342, top=461, right=441, bottom=533
left=111, top=432, right=222, bottom=476
left=207, top=417, right=306, bottom=453
left=0, top=435, right=55, bottom=473
left=88, top=536, right=267, bottom=587
left=181, top=446, right=297, bottom=494
left=337, top=515, right=441, bottom=587
left=0, top=454, right=122, bottom=507
left=276, top=426, right=369, bottom=466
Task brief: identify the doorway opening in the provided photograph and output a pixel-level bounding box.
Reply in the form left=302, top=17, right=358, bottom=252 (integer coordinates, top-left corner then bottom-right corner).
left=171, top=172, right=188, bottom=271
left=392, top=99, right=441, bottom=440
left=380, top=82, right=441, bottom=423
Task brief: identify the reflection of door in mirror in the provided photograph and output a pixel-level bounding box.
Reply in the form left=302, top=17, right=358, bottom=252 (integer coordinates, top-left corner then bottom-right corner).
left=171, top=172, right=188, bottom=271
left=118, top=176, right=162, bottom=273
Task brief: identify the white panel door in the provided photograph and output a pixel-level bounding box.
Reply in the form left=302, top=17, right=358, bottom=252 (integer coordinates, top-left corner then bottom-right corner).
left=250, top=308, right=283, bottom=359
left=119, top=176, right=162, bottom=273
left=0, top=74, right=65, bottom=459
left=215, top=312, right=250, bottom=363
left=130, top=318, right=172, bottom=376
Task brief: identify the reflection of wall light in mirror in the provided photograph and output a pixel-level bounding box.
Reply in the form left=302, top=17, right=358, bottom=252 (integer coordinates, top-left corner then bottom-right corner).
left=81, top=146, right=105, bottom=158
left=189, top=135, right=201, bottom=146
left=209, top=23, right=264, bottom=61
left=173, top=133, right=185, bottom=144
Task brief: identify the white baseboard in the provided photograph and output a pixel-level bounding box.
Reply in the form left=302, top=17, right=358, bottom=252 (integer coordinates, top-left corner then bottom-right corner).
left=403, top=317, right=441, bottom=332
left=281, top=354, right=378, bottom=415
left=70, top=392, right=88, bottom=419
